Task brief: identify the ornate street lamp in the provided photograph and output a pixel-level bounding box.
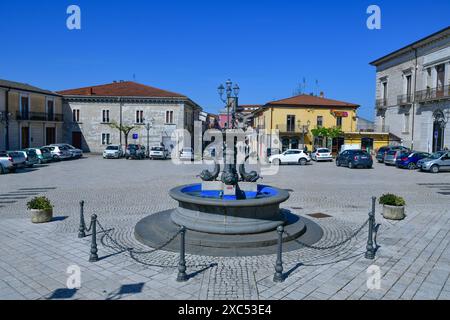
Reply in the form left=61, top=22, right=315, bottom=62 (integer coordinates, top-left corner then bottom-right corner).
left=144, top=117, right=155, bottom=158
left=297, top=119, right=311, bottom=151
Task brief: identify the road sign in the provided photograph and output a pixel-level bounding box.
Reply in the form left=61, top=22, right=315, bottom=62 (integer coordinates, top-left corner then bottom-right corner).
left=133, top=133, right=138, bottom=140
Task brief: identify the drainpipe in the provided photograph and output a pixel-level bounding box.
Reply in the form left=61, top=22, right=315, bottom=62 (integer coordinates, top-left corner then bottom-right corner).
left=5, top=89, right=10, bottom=150
left=411, top=47, right=418, bottom=150
left=118, top=97, right=123, bottom=146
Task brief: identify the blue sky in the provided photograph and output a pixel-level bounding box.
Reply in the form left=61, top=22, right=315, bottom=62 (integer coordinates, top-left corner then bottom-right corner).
left=0, top=0, right=449, bottom=120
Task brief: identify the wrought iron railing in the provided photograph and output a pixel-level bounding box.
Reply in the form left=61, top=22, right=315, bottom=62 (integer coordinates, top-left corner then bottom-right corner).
left=397, top=94, right=413, bottom=105
left=376, top=98, right=387, bottom=109
left=16, top=112, right=64, bottom=122
left=415, top=85, right=450, bottom=103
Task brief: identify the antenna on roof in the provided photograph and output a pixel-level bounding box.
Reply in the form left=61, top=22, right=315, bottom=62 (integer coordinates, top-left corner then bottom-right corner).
left=133, top=74, right=136, bottom=81
left=302, top=77, right=306, bottom=95
left=315, top=79, right=319, bottom=96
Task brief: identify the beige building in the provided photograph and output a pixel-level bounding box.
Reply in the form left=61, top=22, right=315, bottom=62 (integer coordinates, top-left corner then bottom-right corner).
left=0, top=79, right=63, bottom=151
left=57, top=81, right=202, bottom=153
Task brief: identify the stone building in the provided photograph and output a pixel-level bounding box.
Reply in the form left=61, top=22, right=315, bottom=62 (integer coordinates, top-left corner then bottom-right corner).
left=0, top=79, right=63, bottom=151
left=57, top=81, right=202, bottom=153
left=370, top=26, right=450, bottom=152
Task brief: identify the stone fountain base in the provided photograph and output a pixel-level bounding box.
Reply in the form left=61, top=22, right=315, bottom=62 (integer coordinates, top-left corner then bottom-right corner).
left=134, top=209, right=323, bottom=257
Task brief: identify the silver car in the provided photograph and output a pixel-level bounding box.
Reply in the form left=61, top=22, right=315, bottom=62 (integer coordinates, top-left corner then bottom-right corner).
left=0, top=151, right=14, bottom=174
left=5, top=151, right=26, bottom=171
left=50, top=144, right=83, bottom=158
left=45, top=145, right=72, bottom=161
left=417, top=151, right=450, bottom=173
left=384, top=149, right=404, bottom=166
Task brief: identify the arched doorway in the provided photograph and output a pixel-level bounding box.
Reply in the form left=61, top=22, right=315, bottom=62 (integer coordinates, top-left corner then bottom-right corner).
left=281, top=137, right=290, bottom=152
left=290, top=137, right=299, bottom=150
left=432, top=110, right=446, bottom=152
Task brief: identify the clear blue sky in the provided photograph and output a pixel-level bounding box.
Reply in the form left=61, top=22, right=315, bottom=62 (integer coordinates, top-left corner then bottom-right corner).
left=0, top=0, right=449, bottom=120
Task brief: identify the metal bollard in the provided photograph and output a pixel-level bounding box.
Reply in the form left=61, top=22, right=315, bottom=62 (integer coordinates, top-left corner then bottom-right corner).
left=89, top=214, right=99, bottom=262
left=365, top=197, right=376, bottom=260
left=78, top=200, right=86, bottom=238
left=177, top=226, right=188, bottom=282
left=273, top=225, right=285, bottom=283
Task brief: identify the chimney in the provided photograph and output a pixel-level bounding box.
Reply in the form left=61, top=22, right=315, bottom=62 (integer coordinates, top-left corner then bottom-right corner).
left=319, top=91, right=324, bottom=98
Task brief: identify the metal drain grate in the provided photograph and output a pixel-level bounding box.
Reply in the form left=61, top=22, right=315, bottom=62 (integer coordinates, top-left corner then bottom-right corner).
left=291, top=206, right=303, bottom=210
left=307, top=212, right=332, bottom=219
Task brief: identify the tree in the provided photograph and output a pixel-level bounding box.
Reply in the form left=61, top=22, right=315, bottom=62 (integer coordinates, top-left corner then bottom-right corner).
left=311, top=127, right=343, bottom=148
left=108, top=121, right=136, bottom=148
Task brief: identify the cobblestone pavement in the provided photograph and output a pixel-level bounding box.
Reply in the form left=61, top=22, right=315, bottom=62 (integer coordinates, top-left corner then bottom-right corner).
left=0, top=156, right=449, bottom=300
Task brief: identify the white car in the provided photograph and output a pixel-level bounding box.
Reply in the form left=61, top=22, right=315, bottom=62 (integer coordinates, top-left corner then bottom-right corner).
left=150, top=146, right=169, bottom=160
left=103, top=145, right=123, bottom=159
left=50, top=144, right=83, bottom=158
left=179, top=147, right=194, bottom=161
left=268, top=149, right=311, bottom=165
left=311, top=148, right=333, bottom=162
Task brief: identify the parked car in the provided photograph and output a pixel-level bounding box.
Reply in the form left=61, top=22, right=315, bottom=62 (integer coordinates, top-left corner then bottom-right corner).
left=150, top=146, right=169, bottom=160
left=50, top=144, right=83, bottom=158
left=417, top=151, right=450, bottom=173
left=179, top=147, right=194, bottom=161
left=5, top=151, right=26, bottom=171
left=376, top=145, right=410, bottom=163
left=384, top=149, right=406, bottom=166
left=336, top=149, right=373, bottom=169
left=45, top=145, right=72, bottom=161
left=126, top=144, right=146, bottom=160
left=19, top=149, right=39, bottom=168
left=268, top=149, right=311, bottom=165
left=0, top=151, right=14, bottom=174
left=311, top=148, right=333, bottom=162
left=103, top=145, right=123, bottom=159
left=396, top=151, right=431, bottom=170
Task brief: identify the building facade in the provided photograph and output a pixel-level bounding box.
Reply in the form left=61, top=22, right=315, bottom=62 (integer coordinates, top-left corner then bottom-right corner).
left=370, top=26, right=450, bottom=153
left=0, top=79, right=64, bottom=151
left=57, top=81, right=202, bottom=153
left=253, top=94, right=359, bottom=155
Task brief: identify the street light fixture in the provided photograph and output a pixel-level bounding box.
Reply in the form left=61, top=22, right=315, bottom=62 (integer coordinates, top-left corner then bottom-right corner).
left=218, top=79, right=240, bottom=129
left=144, top=117, right=155, bottom=158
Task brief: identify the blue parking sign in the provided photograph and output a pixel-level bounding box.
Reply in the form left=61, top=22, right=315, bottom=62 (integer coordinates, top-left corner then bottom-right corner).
left=132, top=133, right=138, bottom=140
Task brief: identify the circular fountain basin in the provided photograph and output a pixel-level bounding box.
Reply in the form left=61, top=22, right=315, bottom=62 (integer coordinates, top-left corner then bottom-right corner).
left=169, top=184, right=290, bottom=235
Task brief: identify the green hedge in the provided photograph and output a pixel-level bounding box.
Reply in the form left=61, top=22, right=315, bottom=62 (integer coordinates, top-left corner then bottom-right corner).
left=379, top=194, right=405, bottom=207
left=27, top=196, right=53, bottom=211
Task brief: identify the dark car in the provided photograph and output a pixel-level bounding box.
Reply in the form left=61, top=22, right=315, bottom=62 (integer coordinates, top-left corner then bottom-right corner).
left=396, top=151, right=431, bottom=170
left=21, top=149, right=39, bottom=167
left=336, top=149, right=373, bottom=169
left=376, top=145, right=410, bottom=163
left=125, top=144, right=146, bottom=160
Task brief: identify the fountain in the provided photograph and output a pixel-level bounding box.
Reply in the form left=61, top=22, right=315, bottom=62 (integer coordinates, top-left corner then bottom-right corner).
left=135, top=80, right=323, bottom=256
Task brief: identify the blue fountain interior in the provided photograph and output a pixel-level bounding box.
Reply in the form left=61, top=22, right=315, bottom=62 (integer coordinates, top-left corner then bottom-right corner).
left=181, top=184, right=278, bottom=201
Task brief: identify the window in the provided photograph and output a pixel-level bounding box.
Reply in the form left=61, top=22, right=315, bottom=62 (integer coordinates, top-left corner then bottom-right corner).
left=317, top=116, right=323, bottom=128
left=73, top=109, right=80, bottom=122
left=101, top=133, right=111, bottom=145
left=166, top=110, right=174, bottom=124
left=286, top=115, right=295, bottom=132
left=382, top=81, right=388, bottom=105
left=336, top=116, right=343, bottom=127
left=403, top=113, right=410, bottom=133
left=135, top=110, right=144, bottom=124
left=102, top=110, right=110, bottom=123
left=47, top=99, right=54, bottom=121
left=20, top=95, right=29, bottom=118
left=406, top=75, right=412, bottom=98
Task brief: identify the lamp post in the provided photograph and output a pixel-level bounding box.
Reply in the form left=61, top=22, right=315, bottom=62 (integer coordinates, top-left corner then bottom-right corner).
left=217, top=79, right=240, bottom=186
left=297, top=119, right=311, bottom=151
left=144, top=117, right=154, bottom=158
left=0, top=112, right=12, bottom=150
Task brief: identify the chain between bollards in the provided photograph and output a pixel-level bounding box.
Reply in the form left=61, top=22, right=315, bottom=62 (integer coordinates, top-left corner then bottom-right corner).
left=365, top=197, right=377, bottom=260
left=273, top=225, right=284, bottom=283
left=177, top=226, right=188, bottom=282
left=89, top=214, right=99, bottom=262
left=78, top=200, right=86, bottom=238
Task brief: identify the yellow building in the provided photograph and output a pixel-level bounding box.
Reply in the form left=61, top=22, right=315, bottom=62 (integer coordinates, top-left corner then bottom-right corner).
left=253, top=94, right=359, bottom=154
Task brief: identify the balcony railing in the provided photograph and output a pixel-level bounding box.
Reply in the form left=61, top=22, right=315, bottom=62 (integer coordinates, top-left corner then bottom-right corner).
left=397, top=94, right=413, bottom=105
left=415, top=85, right=450, bottom=103
left=376, top=99, right=387, bottom=109
left=16, top=112, right=64, bottom=122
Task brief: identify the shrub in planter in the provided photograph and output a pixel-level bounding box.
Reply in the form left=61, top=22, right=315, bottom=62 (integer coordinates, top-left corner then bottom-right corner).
left=379, top=194, right=406, bottom=220
left=27, top=196, right=53, bottom=223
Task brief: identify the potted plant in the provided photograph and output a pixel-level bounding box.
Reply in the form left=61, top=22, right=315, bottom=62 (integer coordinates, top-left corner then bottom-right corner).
left=379, top=194, right=406, bottom=220
left=27, top=196, right=53, bottom=223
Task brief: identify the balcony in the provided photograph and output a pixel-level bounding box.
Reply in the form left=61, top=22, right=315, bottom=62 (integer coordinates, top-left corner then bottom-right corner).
left=397, top=94, right=413, bottom=105
left=415, top=85, right=450, bottom=103
left=275, top=124, right=308, bottom=133
left=16, top=112, right=64, bottom=122
left=376, top=99, right=387, bottom=109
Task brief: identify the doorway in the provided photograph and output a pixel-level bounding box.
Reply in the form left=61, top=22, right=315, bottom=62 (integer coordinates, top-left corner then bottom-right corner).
left=46, top=127, right=56, bottom=145
left=21, top=127, right=30, bottom=149
left=332, top=137, right=345, bottom=154
left=72, top=132, right=82, bottom=149
left=433, top=110, right=446, bottom=152
left=361, top=137, right=374, bottom=153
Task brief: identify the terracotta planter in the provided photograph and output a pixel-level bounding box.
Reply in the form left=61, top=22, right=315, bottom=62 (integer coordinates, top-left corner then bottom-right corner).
left=382, top=205, right=405, bottom=220
left=30, top=209, right=53, bottom=224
